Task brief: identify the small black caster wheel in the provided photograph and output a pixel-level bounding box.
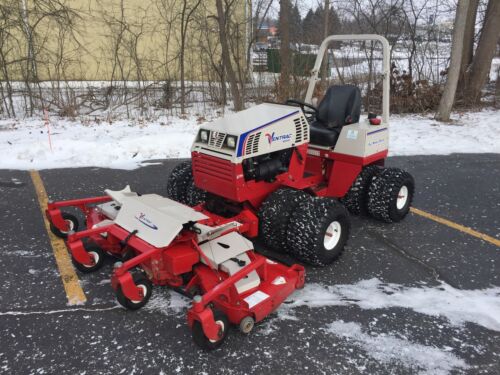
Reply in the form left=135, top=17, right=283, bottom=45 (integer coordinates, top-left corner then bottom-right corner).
left=50, top=213, right=79, bottom=239
left=116, top=273, right=152, bottom=310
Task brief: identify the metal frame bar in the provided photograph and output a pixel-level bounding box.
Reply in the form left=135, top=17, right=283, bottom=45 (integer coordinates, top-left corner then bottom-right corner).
left=304, top=34, right=391, bottom=125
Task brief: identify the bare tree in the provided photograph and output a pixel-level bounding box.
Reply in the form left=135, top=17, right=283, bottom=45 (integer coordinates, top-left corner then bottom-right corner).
left=178, top=0, right=201, bottom=114
left=215, top=0, right=243, bottom=111
left=436, top=0, right=469, bottom=122
left=459, top=0, right=479, bottom=81
left=464, top=0, right=500, bottom=104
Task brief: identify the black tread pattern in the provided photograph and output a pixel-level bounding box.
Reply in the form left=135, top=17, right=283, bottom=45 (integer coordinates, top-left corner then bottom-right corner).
left=259, top=188, right=311, bottom=253
left=342, top=165, right=382, bottom=215
left=186, top=184, right=207, bottom=206
left=287, top=198, right=350, bottom=266
left=166, top=161, right=193, bottom=205
left=367, top=168, right=415, bottom=223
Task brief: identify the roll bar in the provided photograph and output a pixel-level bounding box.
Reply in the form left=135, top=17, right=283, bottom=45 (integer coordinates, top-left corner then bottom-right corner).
left=304, top=34, right=391, bottom=124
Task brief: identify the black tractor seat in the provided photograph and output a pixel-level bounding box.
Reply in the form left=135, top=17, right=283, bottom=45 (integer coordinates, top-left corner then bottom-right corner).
left=309, top=85, right=362, bottom=147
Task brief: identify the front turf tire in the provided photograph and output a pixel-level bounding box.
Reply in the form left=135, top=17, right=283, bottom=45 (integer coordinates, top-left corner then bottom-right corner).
left=166, top=161, right=193, bottom=205
left=287, top=198, right=350, bottom=266
left=259, top=188, right=311, bottom=253
left=367, top=168, right=415, bottom=223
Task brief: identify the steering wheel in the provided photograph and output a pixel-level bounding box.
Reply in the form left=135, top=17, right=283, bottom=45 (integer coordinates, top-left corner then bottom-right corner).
left=284, top=99, right=318, bottom=121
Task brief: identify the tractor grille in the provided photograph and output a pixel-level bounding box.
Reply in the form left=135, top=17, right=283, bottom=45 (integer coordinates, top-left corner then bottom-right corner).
left=294, top=117, right=309, bottom=143
left=208, top=131, right=226, bottom=148
left=192, top=153, right=233, bottom=182
left=245, top=133, right=261, bottom=155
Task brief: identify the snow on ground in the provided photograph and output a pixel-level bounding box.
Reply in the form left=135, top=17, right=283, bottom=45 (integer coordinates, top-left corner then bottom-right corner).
left=325, top=320, right=469, bottom=375
left=280, top=278, right=500, bottom=332
left=389, top=109, right=500, bottom=156
left=0, top=108, right=499, bottom=170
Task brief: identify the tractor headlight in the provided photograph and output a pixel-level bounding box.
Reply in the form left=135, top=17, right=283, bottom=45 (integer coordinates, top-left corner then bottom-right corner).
left=226, top=135, right=237, bottom=149
left=199, top=130, right=209, bottom=142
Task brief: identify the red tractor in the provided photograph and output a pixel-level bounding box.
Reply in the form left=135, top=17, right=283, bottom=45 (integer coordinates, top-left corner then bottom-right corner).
left=167, top=34, right=414, bottom=266
left=46, top=35, right=414, bottom=350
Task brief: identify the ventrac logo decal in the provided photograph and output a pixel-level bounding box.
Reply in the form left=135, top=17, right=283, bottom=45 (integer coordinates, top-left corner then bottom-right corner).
left=264, top=132, right=293, bottom=145
left=135, top=213, right=158, bottom=230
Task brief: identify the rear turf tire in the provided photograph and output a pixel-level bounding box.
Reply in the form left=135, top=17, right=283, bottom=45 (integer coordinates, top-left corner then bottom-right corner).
left=367, top=168, right=415, bottom=223
left=259, top=188, right=311, bottom=253
left=287, top=198, right=350, bottom=266
left=342, top=165, right=382, bottom=215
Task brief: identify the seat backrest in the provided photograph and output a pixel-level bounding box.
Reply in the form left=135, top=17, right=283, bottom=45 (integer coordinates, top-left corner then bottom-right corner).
left=316, top=85, right=362, bottom=128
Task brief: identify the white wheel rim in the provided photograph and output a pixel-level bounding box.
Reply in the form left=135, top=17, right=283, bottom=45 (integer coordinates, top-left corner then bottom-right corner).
left=209, top=320, right=225, bottom=343
left=130, top=284, right=147, bottom=304
left=61, top=219, right=74, bottom=234
left=82, top=251, right=99, bottom=268
left=323, top=221, right=342, bottom=250
left=396, top=185, right=409, bottom=210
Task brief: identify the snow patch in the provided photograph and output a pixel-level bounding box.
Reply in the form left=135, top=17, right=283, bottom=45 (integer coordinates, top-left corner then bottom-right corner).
left=390, top=110, right=500, bottom=156
left=0, top=108, right=499, bottom=170
left=144, top=290, right=190, bottom=316
left=325, top=320, right=469, bottom=375
left=283, top=278, right=500, bottom=332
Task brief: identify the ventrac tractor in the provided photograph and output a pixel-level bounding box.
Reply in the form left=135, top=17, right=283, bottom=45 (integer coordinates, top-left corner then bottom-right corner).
left=168, top=34, right=415, bottom=266
left=46, top=35, right=414, bottom=350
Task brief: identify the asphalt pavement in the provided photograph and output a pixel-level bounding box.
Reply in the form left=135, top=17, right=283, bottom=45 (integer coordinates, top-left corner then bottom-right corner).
left=0, top=153, right=499, bottom=374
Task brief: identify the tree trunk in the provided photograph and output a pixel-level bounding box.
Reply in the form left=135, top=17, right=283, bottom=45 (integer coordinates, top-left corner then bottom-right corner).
left=278, top=0, right=291, bottom=101
left=435, top=0, right=469, bottom=122
left=465, top=0, right=500, bottom=104
left=216, top=0, right=243, bottom=111
left=460, top=0, right=479, bottom=76
left=457, top=0, right=479, bottom=99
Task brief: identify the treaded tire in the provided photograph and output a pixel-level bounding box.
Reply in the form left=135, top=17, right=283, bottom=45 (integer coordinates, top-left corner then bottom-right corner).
left=192, top=309, right=229, bottom=351
left=259, top=188, right=311, bottom=253
left=342, top=165, right=382, bottom=215
left=50, top=212, right=79, bottom=239
left=72, top=241, right=105, bottom=273
left=166, top=161, right=193, bottom=205
left=367, top=168, right=415, bottom=223
left=287, top=198, right=350, bottom=266
left=186, top=183, right=207, bottom=207
left=116, top=273, right=153, bottom=310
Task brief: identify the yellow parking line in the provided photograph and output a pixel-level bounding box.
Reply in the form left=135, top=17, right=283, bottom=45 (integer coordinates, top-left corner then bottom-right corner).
left=410, top=207, right=500, bottom=247
left=30, top=170, right=87, bottom=305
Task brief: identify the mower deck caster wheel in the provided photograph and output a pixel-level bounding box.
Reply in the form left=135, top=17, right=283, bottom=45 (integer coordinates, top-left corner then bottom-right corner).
left=116, top=274, right=152, bottom=310
left=239, top=316, right=255, bottom=334
left=192, top=309, right=229, bottom=350
left=72, top=242, right=104, bottom=273
left=50, top=213, right=79, bottom=239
